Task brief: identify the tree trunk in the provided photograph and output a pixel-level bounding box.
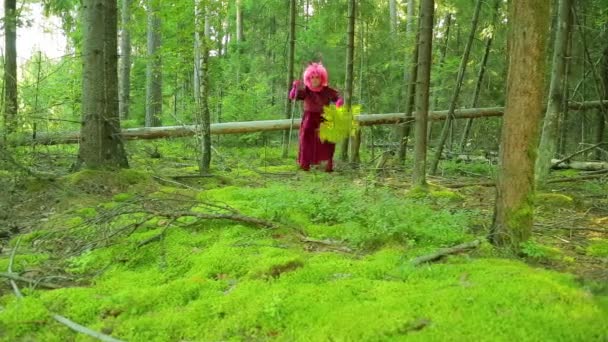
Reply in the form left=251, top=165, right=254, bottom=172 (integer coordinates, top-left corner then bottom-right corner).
left=236, top=0, right=244, bottom=43
left=398, top=0, right=420, bottom=164
left=3, top=0, right=18, bottom=135
left=195, top=0, right=211, bottom=172
left=598, top=45, right=608, bottom=160
left=145, top=0, right=162, bottom=127
left=348, top=0, right=360, bottom=164
left=431, top=12, right=452, bottom=111
left=282, top=0, right=296, bottom=158
left=397, top=0, right=418, bottom=163
left=429, top=0, right=483, bottom=175
left=389, top=0, right=397, bottom=33
left=412, top=0, right=434, bottom=187
left=340, top=0, right=356, bottom=162
left=459, top=0, right=501, bottom=152
left=118, top=0, right=132, bottom=120
left=535, top=0, right=572, bottom=184
left=490, top=0, right=549, bottom=249
left=77, top=0, right=129, bottom=170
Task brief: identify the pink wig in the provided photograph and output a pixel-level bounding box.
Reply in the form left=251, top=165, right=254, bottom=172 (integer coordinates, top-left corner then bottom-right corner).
left=303, top=63, right=328, bottom=90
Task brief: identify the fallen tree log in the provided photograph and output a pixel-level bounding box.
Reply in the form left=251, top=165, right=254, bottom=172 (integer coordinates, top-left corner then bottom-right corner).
left=14, top=107, right=504, bottom=146
left=551, top=159, right=608, bottom=171
left=13, top=100, right=605, bottom=146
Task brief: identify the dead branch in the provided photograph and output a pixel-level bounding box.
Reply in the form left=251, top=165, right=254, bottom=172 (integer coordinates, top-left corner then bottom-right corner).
left=444, top=170, right=608, bottom=188
left=8, top=237, right=24, bottom=297
left=4, top=239, right=123, bottom=341
left=411, top=240, right=481, bottom=266
left=552, top=142, right=608, bottom=167
left=0, top=272, right=62, bottom=290
left=146, top=210, right=277, bottom=229
left=533, top=225, right=607, bottom=234
left=297, top=235, right=353, bottom=253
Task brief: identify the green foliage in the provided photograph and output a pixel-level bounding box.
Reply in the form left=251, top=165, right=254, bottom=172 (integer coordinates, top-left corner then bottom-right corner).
left=319, top=105, right=360, bottom=143
left=535, top=193, right=575, bottom=208
left=586, top=239, right=608, bottom=258
left=521, top=240, right=564, bottom=261
left=201, top=181, right=471, bottom=249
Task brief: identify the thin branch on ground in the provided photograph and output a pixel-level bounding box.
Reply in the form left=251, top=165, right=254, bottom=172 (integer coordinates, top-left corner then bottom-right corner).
left=533, top=225, right=607, bottom=234
left=0, top=272, right=62, bottom=289
left=552, top=142, right=608, bottom=167
left=4, top=239, right=124, bottom=341
left=8, top=237, right=24, bottom=298
left=137, top=219, right=174, bottom=248
left=411, top=240, right=481, bottom=266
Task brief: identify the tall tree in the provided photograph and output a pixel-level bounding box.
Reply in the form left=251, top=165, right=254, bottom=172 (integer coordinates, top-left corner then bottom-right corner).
left=397, top=0, right=418, bottom=163
left=344, top=0, right=357, bottom=163
left=389, top=0, right=397, bottom=33
left=412, top=0, right=434, bottom=187
left=490, top=0, right=549, bottom=249
left=77, top=0, right=129, bottom=169
left=282, top=0, right=297, bottom=158
left=145, top=0, right=162, bottom=127
left=459, top=0, right=501, bottom=152
left=119, top=0, right=132, bottom=120
left=599, top=45, right=608, bottom=160
left=236, top=0, right=244, bottom=43
left=3, top=0, right=18, bottom=134
left=535, top=0, right=572, bottom=184
left=195, top=0, right=211, bottom=172
left=429, top=0, right=483, bottom=174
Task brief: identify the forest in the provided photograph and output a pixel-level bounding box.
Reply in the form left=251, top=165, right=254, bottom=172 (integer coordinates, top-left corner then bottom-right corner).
left=0, top=0, right=607, bottom=340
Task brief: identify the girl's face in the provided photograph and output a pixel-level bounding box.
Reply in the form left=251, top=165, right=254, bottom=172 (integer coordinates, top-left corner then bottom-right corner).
left=310, top=75, right=321, bottom=88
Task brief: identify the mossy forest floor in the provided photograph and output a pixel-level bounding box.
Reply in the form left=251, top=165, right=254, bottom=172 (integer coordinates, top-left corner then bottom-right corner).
left=0, top=140, right=607, bottom=341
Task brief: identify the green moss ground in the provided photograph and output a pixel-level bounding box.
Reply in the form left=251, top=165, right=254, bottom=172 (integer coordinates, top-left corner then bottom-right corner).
left=1, top=145, right=607, bottom=341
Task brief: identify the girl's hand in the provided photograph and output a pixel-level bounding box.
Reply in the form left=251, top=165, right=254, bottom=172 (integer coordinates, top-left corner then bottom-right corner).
left=293, top=80, right=303, bottom=89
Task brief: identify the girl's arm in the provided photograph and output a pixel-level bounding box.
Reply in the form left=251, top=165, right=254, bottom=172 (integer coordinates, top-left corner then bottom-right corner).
left=289, top=80, right=306, bottom=100
left=329, top=87, right=344, bottom=107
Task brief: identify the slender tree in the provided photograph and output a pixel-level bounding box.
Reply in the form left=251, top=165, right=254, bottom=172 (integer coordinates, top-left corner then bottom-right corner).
left=490, top=0, right=549, bottom=249
left=3, top=0, right=18, bottom=134
left=145, top=0, right=162, bottom=127
left=282, top=0, right=296, bottom=158
left=77, top=0, right=129, bottom=169
left=397, top=0, right=418, bottom=163
left=412, top=0, right=434, bottom=187
left=344, top=0, right=357, bottom=163
left=535, top=0, right=572, bottom=184
left=118, top=0, right=132, bottom=120
left=460, top=0, right=501, bottom=152
left=598, top=45, right=608, bottom=160
left=389, top=0, right=397, bottom=33
left=195, top=0, right=211, bottom=174
left=429, top=0, right=483, bottom=174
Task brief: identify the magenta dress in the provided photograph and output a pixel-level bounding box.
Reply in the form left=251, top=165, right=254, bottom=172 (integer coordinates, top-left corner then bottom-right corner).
left=292, top=86, right=341, bottom=169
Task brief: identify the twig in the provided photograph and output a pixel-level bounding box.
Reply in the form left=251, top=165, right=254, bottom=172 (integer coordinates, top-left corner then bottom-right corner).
left=137, top=219, right=174, bottom=248
left=444, top=181, right=495, bottom=189
left=8, top=237, right=23, bottom=298
left=149, top=210, right=277, bottom=229
left=444, top=171, right=608, bottom=188
left=552, top=142, right=608, bottom=167
left=533, top=225, right=607, bottom=234
left=3, top=242, right=124, bottom=341
left=548, top=173, right=608, bottom=183
left=0, top=272, right=62, bottom=290
left=298, top=235, right=353, bottom=253
left=152, top=175, right=199, bottom=190
left=51, top=314, right=124, bottom=342
left=411, top=240, right=481, bottom=266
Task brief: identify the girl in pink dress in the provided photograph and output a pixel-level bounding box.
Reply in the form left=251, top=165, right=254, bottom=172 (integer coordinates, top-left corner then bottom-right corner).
left=289, top=63, right=344, bottom=172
